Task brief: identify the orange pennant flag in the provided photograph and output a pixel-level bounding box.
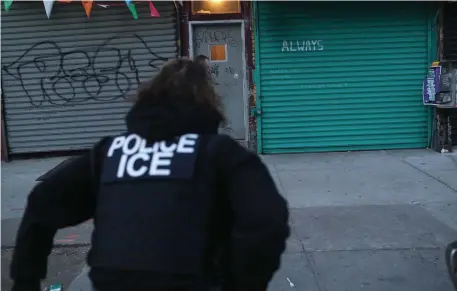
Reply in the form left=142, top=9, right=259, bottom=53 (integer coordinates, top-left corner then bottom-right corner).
left=148, top=1, right=160, bottom=17
left=82, top=0, right=93, bottom=18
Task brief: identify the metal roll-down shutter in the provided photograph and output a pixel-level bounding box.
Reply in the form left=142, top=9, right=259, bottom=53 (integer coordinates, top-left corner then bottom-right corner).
left=255, top=2, right=433, bottom=153
left=1, top=1, right=178, bottom=154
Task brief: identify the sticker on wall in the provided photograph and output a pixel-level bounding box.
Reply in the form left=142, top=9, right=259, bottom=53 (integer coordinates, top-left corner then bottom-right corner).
left=423, top=66, right=441, bottom=105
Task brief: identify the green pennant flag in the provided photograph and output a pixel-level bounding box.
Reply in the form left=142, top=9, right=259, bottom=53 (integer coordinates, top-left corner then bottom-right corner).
left=4, top=0, right=13, bottom=11
left=127, top=3, right=138, bottom=20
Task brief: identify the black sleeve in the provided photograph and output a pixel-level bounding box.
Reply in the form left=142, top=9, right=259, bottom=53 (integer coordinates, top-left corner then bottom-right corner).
left=10, top=140, right=105, bottom=288
left=211, top=135, right=290, bottom=291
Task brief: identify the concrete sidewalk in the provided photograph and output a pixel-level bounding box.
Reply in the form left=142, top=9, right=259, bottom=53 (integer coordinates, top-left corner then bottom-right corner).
left=2, top=149, right=457, bottom=291
left=265, top=149, right=457, bottom=291
left=1, top=157, right=94, bottom=247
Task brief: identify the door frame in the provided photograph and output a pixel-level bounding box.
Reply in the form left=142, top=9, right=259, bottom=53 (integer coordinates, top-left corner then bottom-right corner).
left=188, top=20, right=248, bottom=142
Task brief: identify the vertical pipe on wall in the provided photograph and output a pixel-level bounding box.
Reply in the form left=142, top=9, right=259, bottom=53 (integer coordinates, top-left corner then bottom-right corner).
left=179, top=1, right=189, bottom=57
left=252, top=1, right=263, bottom=154
left=438, top=2, right=444, bottom=61
left=243, top=1, right=256, bottom=151
left=1, top=117, right=9, bottom=162
left=427, top=2, right=439, bottom=147
left=174, top=1, right=182, bottom=57
left=243, top=2, right=253, bottom=69
left=1, top=80, right=10, bottom=162
left=431, top=2, right=444, bottom=151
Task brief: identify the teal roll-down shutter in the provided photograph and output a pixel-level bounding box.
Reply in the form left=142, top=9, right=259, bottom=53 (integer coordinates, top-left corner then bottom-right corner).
left=255, top=2, right=434, bottom=154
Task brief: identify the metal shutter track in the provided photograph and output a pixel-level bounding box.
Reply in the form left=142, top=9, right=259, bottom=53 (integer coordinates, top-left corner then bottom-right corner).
left=1, top=1, right=178, bottom=154
left=442, top=2, right=457, bottom=146
left=256, top=2, right=430, bottom=153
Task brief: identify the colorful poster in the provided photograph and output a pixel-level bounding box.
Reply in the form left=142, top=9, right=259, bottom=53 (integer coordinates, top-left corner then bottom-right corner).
left=423, top=66, right=441, bottom=105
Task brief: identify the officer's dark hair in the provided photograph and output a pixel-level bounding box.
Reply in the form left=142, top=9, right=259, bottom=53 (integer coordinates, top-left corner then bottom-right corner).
left=135, top=58, right=225, bottom=122
left=195, top=54, right=209, bottom=63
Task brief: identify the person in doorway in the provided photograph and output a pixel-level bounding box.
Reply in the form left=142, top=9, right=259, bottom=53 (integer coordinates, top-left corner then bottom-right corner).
left=10, top=58, right=290, bottom=291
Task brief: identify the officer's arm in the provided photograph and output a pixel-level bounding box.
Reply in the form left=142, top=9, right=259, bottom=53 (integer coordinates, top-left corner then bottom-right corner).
left=10, top=149, right=99, bottom=290
left=214, top=136, right=290, bottom=291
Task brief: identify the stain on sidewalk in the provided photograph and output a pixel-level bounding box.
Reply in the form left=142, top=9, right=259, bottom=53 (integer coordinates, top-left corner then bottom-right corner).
left=2, top=218, right=93, bottom=247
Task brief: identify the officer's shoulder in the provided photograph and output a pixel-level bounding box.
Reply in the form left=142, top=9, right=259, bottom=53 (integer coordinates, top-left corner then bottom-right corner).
left=207, top=134, right=244, bottom=151
left=92, top=136, right=114, bottom=153
left=207, top=134, right=258, bottom=163
left=95, top=136, right=113, bottom=146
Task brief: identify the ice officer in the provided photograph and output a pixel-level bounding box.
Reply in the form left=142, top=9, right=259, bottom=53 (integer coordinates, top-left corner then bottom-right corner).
left=10, top=58, right=290, bottom=291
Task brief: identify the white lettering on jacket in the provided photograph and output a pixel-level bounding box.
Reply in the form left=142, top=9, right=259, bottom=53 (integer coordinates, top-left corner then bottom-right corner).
left=107, top=134, right=198, bottom=178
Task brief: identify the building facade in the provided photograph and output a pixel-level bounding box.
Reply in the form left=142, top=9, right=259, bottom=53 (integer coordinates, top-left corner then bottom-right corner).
left=252, top=2, right=438, bottom=154
left=1, top=0, right=258, bottom=160
left=1, top=1, right=450, bottom=159
left=1, top=1, right=179, bottom=157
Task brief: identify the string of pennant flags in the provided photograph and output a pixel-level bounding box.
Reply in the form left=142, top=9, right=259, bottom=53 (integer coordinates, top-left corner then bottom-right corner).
left=2, top=0, right=183, bottom=19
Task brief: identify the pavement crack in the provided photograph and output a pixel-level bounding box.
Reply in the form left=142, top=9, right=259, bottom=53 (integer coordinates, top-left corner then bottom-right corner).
left=449, top=155, right=457, bottom=168
left=270, top=163, right=286, bottom=195
left=298, top=237, right=325, bottom=291
left=302, top=248, right=325, bottom=291
left=301, top=245, right=443, bottom=253
left=394, top=155, right=457, bottom=194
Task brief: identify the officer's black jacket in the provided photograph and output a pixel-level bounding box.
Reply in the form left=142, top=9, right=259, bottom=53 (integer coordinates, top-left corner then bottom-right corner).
left=10, top=99, right=290, bottom=291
